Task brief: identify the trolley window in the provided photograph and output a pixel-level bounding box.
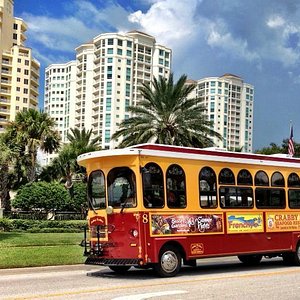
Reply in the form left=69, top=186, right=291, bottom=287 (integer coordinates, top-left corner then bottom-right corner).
left=288, top=173, right=300, bottom=187
left=107, top=167, right=136, bottom=208
left=199, top=167, right=217, bottom=208
left=88, top=170, right=106, bottom=209
left=255, top=188, right=285, bottom=208
left=271, top=172, right=285, bottom=187
left=166, top=164, right=187, bottom=208
left=142, top=163, right=164, bottom=208
left=237, top=169, right=253, bottom=185
left=219, top=187, right=253, bottom=208
left=255, top=171, right=269, bottom=186
left=219, top=168, right=235, bottom=185
left=288, top=190, right=300, bottom=208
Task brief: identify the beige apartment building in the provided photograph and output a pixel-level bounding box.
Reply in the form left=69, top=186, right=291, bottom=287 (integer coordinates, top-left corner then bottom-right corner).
left=45, top=31, right=171, bottom=149
left=191, top=74, right=254, bottom=152
left=0, top=0, right=40, bottom=132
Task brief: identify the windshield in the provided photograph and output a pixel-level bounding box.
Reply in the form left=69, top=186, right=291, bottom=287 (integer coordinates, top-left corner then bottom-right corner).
left=88, top=170, right=106, bottom=209
left=107, top=167, right=136, bottom=208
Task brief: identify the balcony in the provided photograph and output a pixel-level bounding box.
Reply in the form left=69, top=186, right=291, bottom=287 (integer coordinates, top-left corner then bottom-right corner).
left=1, top=69, right=12, bottom=76
left=1, top=59, right=11, bottom=66
left=0, top=88, right=10, bottom=95
left=0, top=108, right=10, bottom=114
left=0, top=98, right=10, bottom=105
left=1, top=79, right=11, bottom=86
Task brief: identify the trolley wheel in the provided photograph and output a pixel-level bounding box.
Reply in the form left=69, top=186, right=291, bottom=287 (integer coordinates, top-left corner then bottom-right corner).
left=238, top=254, right=262, bottom=265
left=154, top=245, right=181, bottom=277
left=283, top=242, right=300, bottom=266
left=108, top=266, right=131, bottom=274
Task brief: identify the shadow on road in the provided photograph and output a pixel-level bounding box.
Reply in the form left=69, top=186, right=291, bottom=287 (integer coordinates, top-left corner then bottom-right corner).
left=86, top=257, right=290, bottom=280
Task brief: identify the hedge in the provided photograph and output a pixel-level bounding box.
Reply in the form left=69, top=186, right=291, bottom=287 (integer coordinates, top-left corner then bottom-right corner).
left=0, top=219, right=87, bottom=232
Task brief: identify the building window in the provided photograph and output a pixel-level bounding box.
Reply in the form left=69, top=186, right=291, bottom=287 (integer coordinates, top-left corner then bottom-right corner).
left=107, top=48, right=113, bottom=54
left=13, top=23, right=18, bottom=30
left=13, top=33, right=18, bottom=40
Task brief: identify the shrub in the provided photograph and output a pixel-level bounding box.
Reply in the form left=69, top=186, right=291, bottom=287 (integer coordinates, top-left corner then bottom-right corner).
left=0, top=219, right=87, bottom=232
left=62, top=182, right=87, bottom=212
left=12, top=181, right=69, bottom=212
left=0, top=218, right=14, bottom=231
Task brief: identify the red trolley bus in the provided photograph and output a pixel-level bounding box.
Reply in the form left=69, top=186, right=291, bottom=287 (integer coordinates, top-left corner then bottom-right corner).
left=78, top=143, right=300, bottom=277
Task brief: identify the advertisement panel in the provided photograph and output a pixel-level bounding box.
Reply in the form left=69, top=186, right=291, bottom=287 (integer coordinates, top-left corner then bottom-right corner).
left=226, top=213, right=264, bottom=234
left=266, top=212, right=300, bottom=232
left=151, top=213, right=223, bottom=236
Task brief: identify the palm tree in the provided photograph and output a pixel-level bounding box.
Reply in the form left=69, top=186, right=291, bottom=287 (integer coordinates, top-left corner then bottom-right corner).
left=67, top=128, right=100, bottom=157
left=0, top=134, right=18, bottom=210
left=41, top=128, right=100, bottom=197
left=111, top=73, right=222, bottom=148
left=6, top=109, right=61, bottom=182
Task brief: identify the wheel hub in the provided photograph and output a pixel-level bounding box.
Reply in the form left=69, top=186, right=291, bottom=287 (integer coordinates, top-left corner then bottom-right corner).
left=161, top=251, right=178, bottom=273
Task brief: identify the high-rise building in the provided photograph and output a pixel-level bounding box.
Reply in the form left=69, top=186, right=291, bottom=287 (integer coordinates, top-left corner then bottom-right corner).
left=44, top=31, right=171, bottom=149
left=192, top=74, right=254, bottom=152
left=44, top=61, right=77, bottom=143
left=0, top=0, right=40, bottom=132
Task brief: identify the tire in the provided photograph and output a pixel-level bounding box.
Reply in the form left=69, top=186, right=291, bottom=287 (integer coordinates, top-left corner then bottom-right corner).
left=108, top=266, right=131, bottom=274
left=154, top=246, right=181, bottom=277
left=283, top=242, right=300, bottom=266
left=238, top=254, right=262, bottom=265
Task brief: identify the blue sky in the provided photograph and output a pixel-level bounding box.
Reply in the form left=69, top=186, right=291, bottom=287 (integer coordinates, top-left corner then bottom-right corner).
left=14, top=0, right=300, bottom=150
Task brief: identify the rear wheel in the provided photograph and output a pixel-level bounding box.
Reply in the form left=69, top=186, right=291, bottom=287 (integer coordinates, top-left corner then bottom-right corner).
left=154, top=245, right=181, bottom=277
left=283, top=242, right=300, bottom=266
left=108, top=266, right=131, bottom=274
left=238, top=254, right=262, bottom=265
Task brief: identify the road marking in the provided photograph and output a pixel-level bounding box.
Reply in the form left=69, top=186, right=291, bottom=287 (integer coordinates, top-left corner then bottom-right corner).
left=111, top=290, right=187, bottom=300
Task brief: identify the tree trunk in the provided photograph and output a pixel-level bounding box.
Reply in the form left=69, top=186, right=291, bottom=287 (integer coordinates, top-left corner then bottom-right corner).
left=0, top=163, right=11, bottom=210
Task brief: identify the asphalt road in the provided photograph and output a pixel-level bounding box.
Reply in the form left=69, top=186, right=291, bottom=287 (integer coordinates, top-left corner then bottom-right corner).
left=1, top=257, right=300, bottom=300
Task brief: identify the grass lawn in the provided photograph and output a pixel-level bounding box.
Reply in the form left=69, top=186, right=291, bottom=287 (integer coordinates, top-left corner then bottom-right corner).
left=0, top=232, right=86, bottom=268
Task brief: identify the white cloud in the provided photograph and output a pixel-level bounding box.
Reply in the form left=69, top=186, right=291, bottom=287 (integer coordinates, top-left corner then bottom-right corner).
left=207, top=25, right=260, bottom=63
left=22, top=1, right=133, bottom=53
left=128, top=0, right=199, bottom=46
left=267, top=15, right=285, bottom=28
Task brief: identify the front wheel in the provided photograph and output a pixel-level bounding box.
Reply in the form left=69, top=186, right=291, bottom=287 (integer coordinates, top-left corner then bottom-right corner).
left=154, top=246, right=181, bottom=277
left=108, top=266, right=131, bottom=274
left=238, top=254, right=262, bottom=265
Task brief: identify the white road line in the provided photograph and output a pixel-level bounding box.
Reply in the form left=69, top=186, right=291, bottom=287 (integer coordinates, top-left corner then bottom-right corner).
left=112, top=290, right=187, bottom=300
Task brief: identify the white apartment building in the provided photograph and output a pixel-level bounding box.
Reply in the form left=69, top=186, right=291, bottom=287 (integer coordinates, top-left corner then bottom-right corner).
left=193, top=74, right=254, bottom=152
left=44, top=61, right=77, bottom=143
left=45, top=31, right=171, bottom=150
left=0, top=0, right=40, bottom=132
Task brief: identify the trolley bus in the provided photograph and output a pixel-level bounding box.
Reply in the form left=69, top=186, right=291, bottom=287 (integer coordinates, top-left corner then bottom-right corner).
left=78, top=143, right=300, bottom=277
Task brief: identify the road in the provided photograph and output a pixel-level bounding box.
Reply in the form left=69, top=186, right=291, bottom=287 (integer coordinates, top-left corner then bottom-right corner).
left=0, top=257, right=300, bottom=300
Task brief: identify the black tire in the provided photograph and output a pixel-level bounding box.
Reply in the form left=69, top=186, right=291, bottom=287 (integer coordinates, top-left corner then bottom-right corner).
left=108, top=266, right=131, bottom=274
left=154, top=246, right=181, bottom=277
left=294, top=243, right=300, bottom=265
left=282, top=253, right=294, bottom=265
left=238, top=254, right=262, bottom=265
left=283, top=242, right=300, bottom=266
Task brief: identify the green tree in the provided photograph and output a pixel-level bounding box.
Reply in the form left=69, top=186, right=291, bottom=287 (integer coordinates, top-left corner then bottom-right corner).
left=111, top=73, right=222, bottom=148
left=40, top=128, right=100, bottom=198
left=255, top=140, right=300, bottom=157
left=6, top=109, right=61, bottom=182
left=0, top=136, right=15, bottom=210
left=12, top=181, right=69, bottom=212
